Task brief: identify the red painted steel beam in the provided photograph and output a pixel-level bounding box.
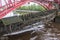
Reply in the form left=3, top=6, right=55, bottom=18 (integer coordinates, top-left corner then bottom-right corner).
left=54, top=0, right=60, bottom=5
left=32, top=1, right=49, bottom=10
left=0, top=0, right=55, bottom=19
left=0, top=0, right=30, bottom=19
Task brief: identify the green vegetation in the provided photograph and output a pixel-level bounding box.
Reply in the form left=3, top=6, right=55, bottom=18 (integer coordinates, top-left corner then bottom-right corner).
left=17, top=4, right=46, bottom=11
left=16, top=4, right=47, bottom=15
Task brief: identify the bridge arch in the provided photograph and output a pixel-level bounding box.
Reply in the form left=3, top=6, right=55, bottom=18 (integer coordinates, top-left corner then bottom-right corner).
left=0, top=0, right=53, bottom=19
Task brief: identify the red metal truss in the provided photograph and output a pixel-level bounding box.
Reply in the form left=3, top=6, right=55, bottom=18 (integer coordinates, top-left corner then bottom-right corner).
left=0, top=0, right=31, bottom=19
left=32, top=1, right=52, bottom=10
left=0, top=0, right=59, bottom=19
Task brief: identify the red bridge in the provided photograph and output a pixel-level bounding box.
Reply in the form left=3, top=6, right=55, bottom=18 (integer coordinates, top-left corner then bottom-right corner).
left=0, top=0, right=59, bottom=19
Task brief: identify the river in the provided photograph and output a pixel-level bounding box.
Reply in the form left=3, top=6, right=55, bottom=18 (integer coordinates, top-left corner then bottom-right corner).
left=7, top=22, right=60, bottom=40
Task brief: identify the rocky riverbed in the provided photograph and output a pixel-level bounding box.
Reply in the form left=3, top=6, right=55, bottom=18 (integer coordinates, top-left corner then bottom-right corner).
left=6, top=22, right=60, bottom=40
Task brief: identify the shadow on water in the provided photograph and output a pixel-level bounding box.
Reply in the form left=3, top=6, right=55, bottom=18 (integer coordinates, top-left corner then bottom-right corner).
left=8, top=22, right=60, bottom=40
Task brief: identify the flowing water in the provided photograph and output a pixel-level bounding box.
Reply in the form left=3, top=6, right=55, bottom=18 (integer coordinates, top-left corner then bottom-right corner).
left=5, top=22, right=60, bottom=40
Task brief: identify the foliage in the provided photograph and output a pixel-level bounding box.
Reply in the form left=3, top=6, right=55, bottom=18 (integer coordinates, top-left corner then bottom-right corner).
left=17, top=4, right=46, bottom=11
left=16, top=4, right=47, bottom=15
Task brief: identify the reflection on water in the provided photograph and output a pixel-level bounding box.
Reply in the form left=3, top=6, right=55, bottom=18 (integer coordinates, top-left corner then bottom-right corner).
left=8, top=22, right=60, bottom=40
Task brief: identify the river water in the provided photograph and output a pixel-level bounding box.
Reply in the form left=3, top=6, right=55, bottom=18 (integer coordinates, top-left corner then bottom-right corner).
left=8, top=22, right=60, bottom=40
